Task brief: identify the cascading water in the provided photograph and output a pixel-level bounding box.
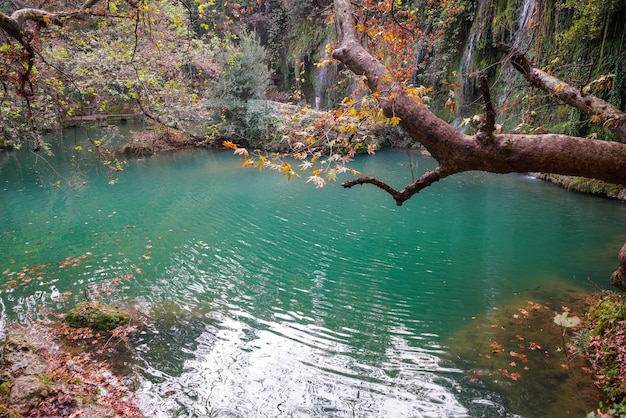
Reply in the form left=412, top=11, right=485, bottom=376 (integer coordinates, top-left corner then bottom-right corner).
left=314, top=40, right=330, bottom=110
left=499, top=0, right=537, bottom=111
left=455, top=0, right=491, bottom=120
left=516, top=0, right=536, bottom=47
left=456, top=0, right=537, bottom=120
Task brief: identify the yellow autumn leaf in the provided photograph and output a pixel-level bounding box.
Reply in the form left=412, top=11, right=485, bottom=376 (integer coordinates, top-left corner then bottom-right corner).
left=281, top=163, right=294, bottom=180
left=389, top=116, right=401, bottom=126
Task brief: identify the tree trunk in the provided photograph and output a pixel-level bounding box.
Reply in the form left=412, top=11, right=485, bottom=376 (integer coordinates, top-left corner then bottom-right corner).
left=611, top=243, right=626, bottom=291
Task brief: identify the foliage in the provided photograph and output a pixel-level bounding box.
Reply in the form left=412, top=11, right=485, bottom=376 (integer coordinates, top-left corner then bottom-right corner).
left=226, top=90, right=415, bottom=186
left=213, top=30, right=271, bottom=102
left=584, top=292, right=626, bottom=412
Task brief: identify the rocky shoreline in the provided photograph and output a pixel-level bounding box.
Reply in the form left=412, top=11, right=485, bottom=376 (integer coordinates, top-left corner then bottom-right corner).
left=0, top=322, right=143, bottom=417
left=537, top=174, right=626, bottom=201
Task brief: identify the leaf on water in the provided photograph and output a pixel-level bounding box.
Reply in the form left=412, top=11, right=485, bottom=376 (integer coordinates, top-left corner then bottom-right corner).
left=553, top=311, right=581, bottom=328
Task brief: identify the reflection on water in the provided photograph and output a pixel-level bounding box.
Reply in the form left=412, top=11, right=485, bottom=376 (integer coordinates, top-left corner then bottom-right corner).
left=1, top=128, right=625, bottom=416
left=138, top=314, right=469, bottom=417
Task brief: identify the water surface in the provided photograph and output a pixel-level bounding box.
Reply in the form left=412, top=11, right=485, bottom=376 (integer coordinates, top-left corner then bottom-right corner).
left=1, top=126, right=625, bottom=416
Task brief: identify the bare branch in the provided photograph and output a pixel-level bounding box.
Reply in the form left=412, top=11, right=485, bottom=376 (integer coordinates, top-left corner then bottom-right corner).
left=499, top=43, right=626, bottom=142
left=342, top=167, right=443, bottom=206
left=11, top=8, right=58, bottom=27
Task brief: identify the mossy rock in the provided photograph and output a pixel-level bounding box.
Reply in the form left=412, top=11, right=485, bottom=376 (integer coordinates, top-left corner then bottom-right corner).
left=64, top=302, right=130, bottom=330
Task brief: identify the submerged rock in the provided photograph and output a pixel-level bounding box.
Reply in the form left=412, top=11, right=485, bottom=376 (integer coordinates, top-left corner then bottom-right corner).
left=64, top=301, right=131, bottom=330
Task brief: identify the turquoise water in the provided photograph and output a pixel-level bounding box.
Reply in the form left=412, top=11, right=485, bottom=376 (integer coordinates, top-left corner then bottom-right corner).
left=1, top=126, right=625, bottom=416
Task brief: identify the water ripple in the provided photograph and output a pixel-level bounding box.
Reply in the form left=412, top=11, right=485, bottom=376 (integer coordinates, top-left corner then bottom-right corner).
left=137, top=316, right=469, bottom=417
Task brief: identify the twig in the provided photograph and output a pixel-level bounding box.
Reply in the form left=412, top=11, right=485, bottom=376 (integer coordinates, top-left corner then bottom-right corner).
left=342, top=166, right=443, bottom=205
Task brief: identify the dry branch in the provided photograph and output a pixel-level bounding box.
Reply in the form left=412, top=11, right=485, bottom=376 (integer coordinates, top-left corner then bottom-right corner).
left=499, top=43, right=626, bottom=142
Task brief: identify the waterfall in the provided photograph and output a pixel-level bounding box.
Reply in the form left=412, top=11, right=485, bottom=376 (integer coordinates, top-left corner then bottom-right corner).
left=499, top=0, right=537, bottom=111
left=514, top=0, right=536, bottom=50
left=314, top=39, right=330, bottom=110
left=456, top=0, right=537, bottom=121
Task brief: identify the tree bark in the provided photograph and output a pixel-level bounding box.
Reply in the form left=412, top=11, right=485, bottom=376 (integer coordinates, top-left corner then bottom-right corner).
left=0, top=0, right=104, bottom=47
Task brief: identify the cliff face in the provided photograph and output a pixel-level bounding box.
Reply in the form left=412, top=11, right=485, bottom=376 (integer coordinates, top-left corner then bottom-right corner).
left=275, top=0, right=625, bottom=140
left=445, top=0, right=626, bottom=136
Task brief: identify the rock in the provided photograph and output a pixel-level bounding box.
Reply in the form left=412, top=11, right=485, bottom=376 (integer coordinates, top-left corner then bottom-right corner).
left=1, top=332, right=47, bottom=378
left=64, top=301, right=131, bottom=330
left=9, top=375, right=50, bottom=414
left=0, top=324, right=140, bottom=417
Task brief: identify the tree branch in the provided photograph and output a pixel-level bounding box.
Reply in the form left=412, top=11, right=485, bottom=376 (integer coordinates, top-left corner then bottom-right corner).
left=342, top=167, right=443, bottom=206
left=331, top=0, right=626, bottom=289
left=498, top=43, right=626, bottom=142
left=332, top=0, right=626, bottom=188
left=0, top=11, right=32, bottom=51
left=1, top=0, right=106, bottom=48
left=11, top=8, right=59, bottom=27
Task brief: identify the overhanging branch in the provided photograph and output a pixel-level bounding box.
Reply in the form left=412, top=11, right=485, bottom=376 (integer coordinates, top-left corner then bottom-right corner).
left=499, top=43, right=626, bottom=142
left=331, top=0, right=626, bottom=189
left=342, top=167, right=443, bottom=206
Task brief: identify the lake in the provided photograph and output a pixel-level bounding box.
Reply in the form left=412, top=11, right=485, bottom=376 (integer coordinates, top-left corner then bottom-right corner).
left=1, top=125, right=625, bottom=417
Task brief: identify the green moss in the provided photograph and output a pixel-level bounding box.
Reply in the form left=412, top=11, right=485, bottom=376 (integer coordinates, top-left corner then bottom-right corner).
left=37, top=374, right=54, bottom=387
left=584, top=292, right=626, bottom=413
left=65, top=302, right=130, bottom=330
left=0, top=381, right=11, bottom=397
left=570, top=178, right=620, bottom=196
left=588, top=296, right=626, bottom=335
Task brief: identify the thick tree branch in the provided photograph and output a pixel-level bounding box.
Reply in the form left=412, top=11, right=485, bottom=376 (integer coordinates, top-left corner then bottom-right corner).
left=0, top=0, right=102, bottom=40
left=11, top=8, right=59, bottom=27
left=342, top=167, right=443, bottom=206
left=332, top=0, right=626, bottom=289
left=0, top=11, right=32, bottom=51
left=499, top=43, right=626, bottom=142
left=332, top=0, right=626, bottom=188
left=0, top=0, right=105, bottom=46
